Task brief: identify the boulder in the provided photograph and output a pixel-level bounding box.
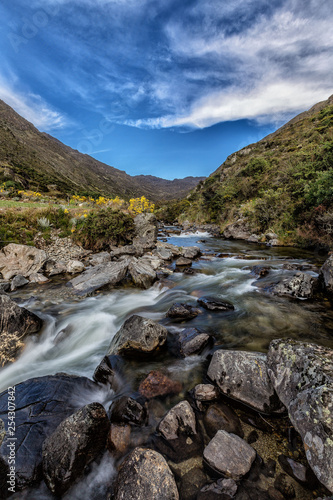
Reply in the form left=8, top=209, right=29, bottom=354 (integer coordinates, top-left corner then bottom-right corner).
left=44, top=259, right=67, bottom=276
left=0, top=281, right=10, bottom=293
left=248, top=234, right=260, bottom=243
left=166, top=303, right=200, bottom=321
left=113, top=447, right=179, bottom=500
left=28, top=273, right=49, bottom=284
left=110, top=396, right=147, bottom=426
left=198, top=296, right=235, bottom=312
left=128, top=258, right=157, bottom=288
left=88, top=252, right=111, bottom=266
left=203, top=430, right=256, bottom=480
left=176, top=257, right=193, bottom=266
left=156, top=242, right=182, bottom=257
left=107, top=424, right=131, bottom=457
left=182, top=247, right=200, bottom=259
left=0, top=244, right=47, bottom=280
left=223, top=221, right=251, bottom=240
left=107, top=315, right=167, bottom=357
left=133, top=213, right=158, bottom=249
left=156, top=400, right=202, bottom=462
left=67, top=260, right=128, bottom=295
left=110, top=244, right=144, bottom=258
left=272, top=272, right=318, bottom=299
left=203, top=403, right=244, bottom=439
left=192, top=384, right=219, bottom=411
left=66, top=260, right=85, bottom=274
left=0, top=374, right=99, bottom=493
left=250, top=266, right=270, bottom=279
left=172, top=328, right=211, bottom=357
left=139, top=371, right=182, bottom=399
left=207, top=350, right=284, bottom=414
left=267, top=339, right=333, bottom=492
left=320, top=254, right=333, bottom=292
left=0, top=294, right=43, bottom=365
left=93, top=355, right=123, bottom=390
left=10, top=274, right=29, bottom=291
left=154, top=247, right=174, bottom=261
left=42, top=402, right=110, bottom=496
left=278, top=455, right=318, bottom=489
left=141, top=254, right=164, bottom=270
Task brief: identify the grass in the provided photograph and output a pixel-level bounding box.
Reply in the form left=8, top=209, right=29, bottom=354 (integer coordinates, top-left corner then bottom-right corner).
left=0, top=200, right=53, bottom=209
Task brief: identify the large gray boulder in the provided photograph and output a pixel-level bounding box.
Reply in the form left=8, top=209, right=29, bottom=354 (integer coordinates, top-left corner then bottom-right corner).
left=113, top=447, right=179, bottom=500
left=320, top=254, right=333, bottom=292
left=272, top=272, right=318, bottom=299
left=108, top=315, right=167, bottom=357
left=67, top=260, right=128, bottom=295
left=0, top=244, right=47, bottom=280
left=207, top=350, right=284, bottom=414
left=133, top=213, right=158, bottom=249
left=267, top=339, right=333, bottom=493
left=42, top=402, right=110, bottom=496
left=0, top=294, right=43, bottom=366
left=223, top=220, right=251, bottom=240
left=128, top=258, right=157, bottom=288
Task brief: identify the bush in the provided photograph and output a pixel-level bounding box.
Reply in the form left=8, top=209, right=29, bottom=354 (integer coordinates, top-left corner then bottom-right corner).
left=305, top=169, right=333, bottom=207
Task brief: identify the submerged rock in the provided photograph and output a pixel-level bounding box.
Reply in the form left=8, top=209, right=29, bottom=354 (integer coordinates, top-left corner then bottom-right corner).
left=139, top=370, right=182, bottom=399
left=42, top=402, right=110, bottom=496
left=173, top=328, right=211, bottom=357
left=67, top=260, right=128, bottom=295
left=0, top=244, right=47, bottom=280
left=113, top=447, right=179, bottom=500
left=250, top=266, right=270, bottom=279
left=198, top=296, right=235, bottom=312
left=272, top=272, right=318, bottom=299
left=207, top=350, right=284, bottom=414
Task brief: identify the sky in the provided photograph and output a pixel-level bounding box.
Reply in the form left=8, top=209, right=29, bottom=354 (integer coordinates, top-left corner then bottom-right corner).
left=0, top=0, right=332, bottom=180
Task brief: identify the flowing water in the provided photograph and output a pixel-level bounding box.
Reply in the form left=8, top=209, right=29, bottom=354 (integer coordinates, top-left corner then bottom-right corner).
left=1, top=231, right=333, bottom=498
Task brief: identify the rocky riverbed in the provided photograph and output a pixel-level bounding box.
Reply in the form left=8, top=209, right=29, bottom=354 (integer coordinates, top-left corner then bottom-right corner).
left=0, top=215, right=333, bottom=499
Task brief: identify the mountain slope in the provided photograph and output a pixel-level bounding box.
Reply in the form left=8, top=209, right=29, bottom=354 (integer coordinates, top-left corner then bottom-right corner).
left=182, top=94, right=333, bottom=246
left=0, top=100, right=204, bottom=201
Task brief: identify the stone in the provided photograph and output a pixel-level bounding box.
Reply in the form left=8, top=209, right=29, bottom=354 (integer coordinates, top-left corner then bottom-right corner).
left=28, top=273, right=49, bottom=284
left=248, top=234, right=260, bottom=243
left=113, top=447, right=179, bottom=500
left=278, top=455, right=318, bottom=489
left=203, top=430, right=256, bottom=480
left=180, top=467, right=207, bottom=500
left=320, top=254, right=333, bottom=292
left=67, top=260, right=128, bottom=295
left=223, top=221, right=251, bottom=240
left=0, top=374, right=99, bottom=493
left=193, top=384, right=219, bottom=411
left=182, top=247, right=200, bottom=259
left=198, top=478, right=238, bottom=499
left=107, top=424, right=131, bottom=457
left=110, top=396, right=147, bottom=426
left=154, top=247, right=174, bottom=260
left=42, top=402, right=110, bottom=496
left=207, top=350, right=284, bottom=414
left=128, top=258, right=157, bottom=288
left=93, top=355, right=123, bottom=390
left=203, top=403, right=244, bottom=439
left=156, top=242, right=182, bottom=257
left=107, top=315, right=167, bottom=357
left=267, top=339, right=333, bottom=492
left=10, top=274, right=29, bottom=291
left=141, top=253, right=164, bottom=270
left=66, top=260, right=85, bottom=274
left=88, top=252, right=111, bottom=266
left=44, top=259, right=67, bottom=276
left=166, top=303, right=200, bottom=321
left=272, top=272, right=319, bottom=299
left=139, top=370, right=182, bottom=399
left=0, top=244, right=47, bottom=280
left=173, top=328, right=211, bottom=357
left=274, top=473, right=296, bottom=499
left=35, top=232, right=89, bottom=264
left=132, top=213, right=158, bottom=249
left=110, top=244, right=144, bottom=258
left=0, top=281, right=10, bottom=293
left=0, top=294, right=43, bottom=365
left=198, top=296, right=235, bottom=312
left=250, top=266, right=270, bottom=279
left=176, top=257, right=193, bottom=266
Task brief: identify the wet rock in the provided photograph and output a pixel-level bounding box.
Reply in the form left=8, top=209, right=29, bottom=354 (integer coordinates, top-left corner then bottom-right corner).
left=167, top=303, right=200, bottom=321
left=10, top=274, right=29, bottom=291
left=267, top=339, right=333, bottom=492
left=0, top=374, right=99, bottom=493
left=132, top=213, right=158, bottom=250
left=198, top=296, right=235, bottom=312
left=0, top=244, right=47, bottom=280
left=139, top=370, right=182, bottom=399
left=113, top=447, right=179, bottom=500
left=110, top=396, right=147, bottom=426
left=156, top=400, right=202, bottom=462
left=93, top=354, right=123, bottom=390
left=176, top=257, right=193, bottom=266
left=128, top=258, right=157, bottom=288
left=172, top=328, right=211, bottom=357
left=88, top=252, right=111, bottom=266
left=204, top=403, right=244, bottom=439
left=274, top=473, right=296, bottom=499
left=208, top=350, right=284, bottom=414
left=67, top=260, right=128, bottom=295
left=180, top=467, right=207, bottom=500
left=198, top=478, right=238, bottom=499
left=223, top=221, right=251, bottom=240
left=107, top=315, right=167, bottom=357
left=107, top=423, right=131, bottom=457
left=0, top=294, right=43, bottom=365
left=44, top=259, right=67, bottom=276
left=182, top=246, right=200, bottom=259
left=156, top=242, right=182, bottom=257
left=28, top=273, right=48, bottom=284
left=203, top=430, right=256, bottom=480
left=250, top=266, right=270, bottom=279
left=272, top=272, right=319, bottom=299
left=320, top=254, right=333, bottom=293
left=278, top=454, right=318, bottom=489
left=42, top=402, right=110, bottom=496
left=66, top=260, right=85, bottom=274
left=192, top=384, right=219, bottom=411
left=0, top=281, right=10, bottom=293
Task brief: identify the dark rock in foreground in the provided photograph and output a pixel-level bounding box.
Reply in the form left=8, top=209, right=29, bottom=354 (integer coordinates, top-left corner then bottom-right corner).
left=198, top=296, right=235, bottom=312
left=113, top=447, right=179, bottom=500
left=42, top=402, right=110, bottom=496
left=110, top=396, right=147, bottom=426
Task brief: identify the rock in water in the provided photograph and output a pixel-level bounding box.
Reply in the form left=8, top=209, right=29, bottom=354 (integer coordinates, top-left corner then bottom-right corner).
left=110, top=396, right=147, bottom=426
left=203, top=430, right=256, bottom=480
left=127, top=258, right=156, bottom=288
left=67, top=260, right=128, bottom=295
left=272, top=272, right=318, bottom=299
left=203, top=403, right=244, bottom=439
left=0, top=294, right=43, bottom=365
left=320, top=254, right=333, bottom=293
left=113, top=447, right=179, bottom=500
left=173, top=328, right=211, bottom=357
left=139, top=371, right=182, bottom=399
left=197, top=296, right=235, bottom=311
left=166, top=303, right=200, bottom=321
left=207, top=349, right=284, bottom=414
left=267, top=339, right=333, bottom=492
left=10, top=274, right=29, bottom=291
left=42, top=402, right=110, bottom=496
left=107, top=315, right=167, bottom=357
left=0, top=244, right=47, bottom=280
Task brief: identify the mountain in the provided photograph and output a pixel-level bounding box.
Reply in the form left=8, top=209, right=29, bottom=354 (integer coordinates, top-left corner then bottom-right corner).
left=0, top=100, right=204, bottom=201
left=180, top=94, right=333, bottom=246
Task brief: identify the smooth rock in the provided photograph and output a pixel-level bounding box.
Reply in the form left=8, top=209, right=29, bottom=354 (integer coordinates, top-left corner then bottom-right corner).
left=198, top=296, right=235, bottom=312
left=66, top=260, right=85, bottom=274
left=67, top=260, right=128, bottom=295
left=203, top=430, right=256, bottom=480
left=248, top=234, right=260, bottom=243
left=272, top=272, right=318, bottom=299
left=204, top=403, right=244, bottom=439
left=113, top=447, right=179, bottom=500
left=176, top=257, right=193, bottom=266
left=0, top=244, right=47, bottom=280
left=42, top=402, right=110, bottom=496
left=107, top=315, right=167, bottom=357
left=320, top=254, right=333, bottom=293
left=166, top=303, right=200, bottom=321
left=139, top=370, right=182, bottom=399
left=110, top=396, right=147, bottom=426
left=10, top=274, right=29, bottom=291
left=174, top=328, right=211, bottom=357
left=208, top=349, right=284, bottom=414
left=107, top=424, right=131, bottom=457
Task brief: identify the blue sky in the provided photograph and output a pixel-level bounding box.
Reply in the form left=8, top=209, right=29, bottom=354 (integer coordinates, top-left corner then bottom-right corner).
left=0, top=0, right=332, bottom=179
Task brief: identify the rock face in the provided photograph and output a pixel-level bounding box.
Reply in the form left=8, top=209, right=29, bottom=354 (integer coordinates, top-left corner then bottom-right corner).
left=0, top=374, right=99, bottom=493
left=272, top=272, right=318, bottom=299
left=223, top=220, right=251, bottom=240
left=67, top=260, right=128, bottom=295
left=267, top=339, right=333, bottom=492
left=197, top=296, right=235, bottom=312
left=166, top=303, right=200, bottom=321
left=133, top=213, right=158, bottom=249
left=173, top=328, right=211, bottom=357
left=320, top=254, right=333, bottom=292
left=0, top=244, right=47, bottom=280
left=203, top=430, right=256, bottom=480
left=0, top=294, right=43, bottom=365
left=108, top=315, right=167, bottom=357
left=42, top=402, right=110, bottom=496
left=208, top=350, right=284, bottom=414
left=113, top=447, right=179, bottom=500
left=139, top=371, right=182, bottom=399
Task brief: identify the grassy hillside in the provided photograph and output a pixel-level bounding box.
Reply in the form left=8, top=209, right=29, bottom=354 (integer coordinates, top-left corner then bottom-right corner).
left=177, top=94, right=333, bottom=247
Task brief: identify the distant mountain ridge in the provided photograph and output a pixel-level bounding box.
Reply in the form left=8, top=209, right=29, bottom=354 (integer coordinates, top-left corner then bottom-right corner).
left=0, top=100, right=204, bottom=201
